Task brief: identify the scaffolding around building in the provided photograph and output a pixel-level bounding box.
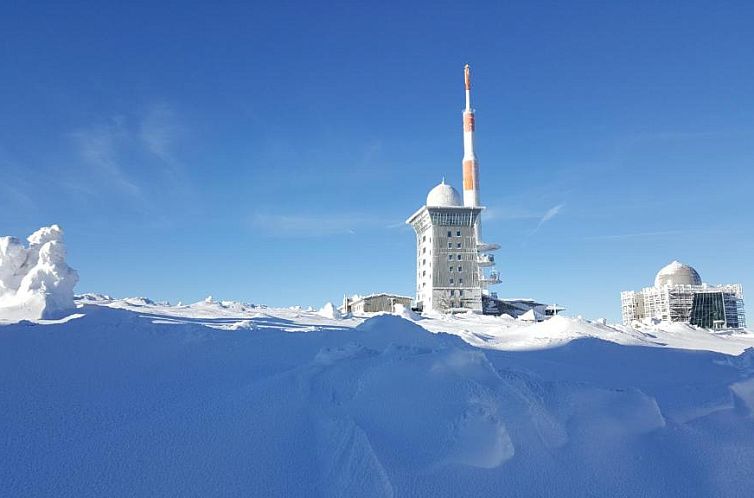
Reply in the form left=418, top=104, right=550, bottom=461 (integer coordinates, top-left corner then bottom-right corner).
left=622, top=281, right=746, bottom=329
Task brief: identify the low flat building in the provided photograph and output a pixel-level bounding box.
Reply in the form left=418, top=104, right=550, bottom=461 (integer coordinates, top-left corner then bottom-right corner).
left=341, top=293, right=413, bottom=315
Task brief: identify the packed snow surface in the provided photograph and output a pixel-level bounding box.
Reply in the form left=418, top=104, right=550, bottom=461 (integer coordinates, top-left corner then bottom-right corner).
left=0, top=225, right=78, bottom=321
left=3, top=297, right=754, bottom=496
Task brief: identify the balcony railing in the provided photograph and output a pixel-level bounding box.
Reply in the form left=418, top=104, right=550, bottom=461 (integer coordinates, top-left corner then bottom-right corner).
left=479, top=271, right=501, bottom=284
left=477, top=242, right=501, bottom=252
left=477, top=254, right=495, bottom=266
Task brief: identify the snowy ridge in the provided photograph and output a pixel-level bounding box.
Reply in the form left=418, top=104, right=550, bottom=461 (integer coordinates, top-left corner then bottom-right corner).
left=63, top=296, right=754, bottom=355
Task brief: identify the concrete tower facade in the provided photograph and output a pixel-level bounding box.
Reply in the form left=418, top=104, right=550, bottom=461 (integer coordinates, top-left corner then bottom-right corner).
left=406, top=65, right=500, bottom=314
left=406, top=182, right=486, bottom=312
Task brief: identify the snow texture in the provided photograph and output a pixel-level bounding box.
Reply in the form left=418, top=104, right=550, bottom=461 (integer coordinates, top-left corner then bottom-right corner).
left=3, top=298, right=754, bottom=496
left=0, top=225, right=78, bottom=321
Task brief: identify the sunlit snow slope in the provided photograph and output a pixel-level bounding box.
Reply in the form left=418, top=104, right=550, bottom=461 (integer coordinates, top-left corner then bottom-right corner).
left=2, top=297, right=754, bottom=497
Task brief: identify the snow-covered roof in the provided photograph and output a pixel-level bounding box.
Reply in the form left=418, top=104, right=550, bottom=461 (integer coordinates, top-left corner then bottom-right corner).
left=654, top=261, right=702, bottom=288
left=349, top=293, right=413, bottom=304
left=426, top=181, right=462, bottom=207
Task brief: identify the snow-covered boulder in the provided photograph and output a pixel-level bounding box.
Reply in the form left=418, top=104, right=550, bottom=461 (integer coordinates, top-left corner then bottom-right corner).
left=0, top=225, right=78, bottom=321
left=393, top=303, right=421, bottom=321
left=317, top=302, right=342, bottom=319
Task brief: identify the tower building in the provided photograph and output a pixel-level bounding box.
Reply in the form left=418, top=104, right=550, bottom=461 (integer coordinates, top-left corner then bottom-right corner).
left=406, top=65, right=500, bottom=313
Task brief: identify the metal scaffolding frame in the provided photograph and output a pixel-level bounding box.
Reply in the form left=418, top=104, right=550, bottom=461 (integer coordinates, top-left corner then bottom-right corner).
left=621, top=284, right=746, bottom=329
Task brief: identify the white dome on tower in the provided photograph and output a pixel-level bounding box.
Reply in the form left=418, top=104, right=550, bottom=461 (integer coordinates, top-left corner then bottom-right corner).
left=654, top=261, right=702, bottom=288
left=426, top=181, right=462, bottom=207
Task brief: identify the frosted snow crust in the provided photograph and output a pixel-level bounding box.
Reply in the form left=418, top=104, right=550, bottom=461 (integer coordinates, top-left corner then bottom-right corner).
left=0, top=225, right=79, bottom=320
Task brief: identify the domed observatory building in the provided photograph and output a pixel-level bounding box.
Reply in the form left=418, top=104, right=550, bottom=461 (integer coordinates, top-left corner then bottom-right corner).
left=621, top=261, right=746, bottom=329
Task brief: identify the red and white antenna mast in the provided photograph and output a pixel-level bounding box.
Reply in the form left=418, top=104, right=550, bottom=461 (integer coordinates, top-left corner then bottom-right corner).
left=462, top=64, right=480, bottom=208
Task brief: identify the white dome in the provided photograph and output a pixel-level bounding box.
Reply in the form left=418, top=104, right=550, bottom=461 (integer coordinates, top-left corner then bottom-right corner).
left=654, top=261, right=702, bottom=288
left=426, top=181, right=462, bottom=207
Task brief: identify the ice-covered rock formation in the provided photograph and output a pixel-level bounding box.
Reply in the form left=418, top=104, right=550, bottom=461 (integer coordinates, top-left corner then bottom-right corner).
left=318, top=302, right=342, bottom=319
left=0, top=225, right=78, bottom=321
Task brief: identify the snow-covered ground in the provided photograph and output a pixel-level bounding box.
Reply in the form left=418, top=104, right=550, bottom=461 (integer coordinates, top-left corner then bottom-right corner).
left=3, top=295, right=754, bottom=496
left=77, top=294, right=754, bottom=355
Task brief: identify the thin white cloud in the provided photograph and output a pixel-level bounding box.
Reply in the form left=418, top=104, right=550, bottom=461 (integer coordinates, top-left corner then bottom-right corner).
left=138, top=103, right=183, bottom=165
left=529, top=203, right=565, bottom=236
left=68, top=103, right=191, bottom=212
left=70, top=120, right=143, bottom=197
left=540, top=204, right=564, bottom=224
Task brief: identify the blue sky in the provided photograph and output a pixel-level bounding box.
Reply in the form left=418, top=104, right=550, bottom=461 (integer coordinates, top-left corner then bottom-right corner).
left=2, top=1, right=753, bottom=321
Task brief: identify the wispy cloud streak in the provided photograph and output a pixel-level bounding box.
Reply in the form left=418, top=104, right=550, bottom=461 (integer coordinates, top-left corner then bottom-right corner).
left=529, top=203, right=565, bottom=236
left=67, top=103, right=191, bottom=214
left=70, top=120, right=143, bottom=198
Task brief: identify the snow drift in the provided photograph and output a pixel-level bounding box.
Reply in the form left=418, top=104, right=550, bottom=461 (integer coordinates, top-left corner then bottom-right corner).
left=0, top=225, right=78, bottom=320
left=2, top=300, right=754, bottom=496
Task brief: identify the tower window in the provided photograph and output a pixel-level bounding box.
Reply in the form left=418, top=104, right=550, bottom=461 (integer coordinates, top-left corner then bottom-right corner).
left=448, top=255, right=453, bottom=261
left=457, top=242, right=462, bottom=248
left=459, top=278, right=463, bottom=284
left=449, top=266, right=453, bottom=272
left=422, top=235, right=426, bottom=242
left=458, top=266, right=462, bottom=272
left=448, top=242, right=452, bottom=248
left=447, top=231, right=452, bottom=237
left=457, top=255, right=462, bottom=261
left=450, top=278, right=454, bottom=284
left=456, top=230, right=461, bottom=236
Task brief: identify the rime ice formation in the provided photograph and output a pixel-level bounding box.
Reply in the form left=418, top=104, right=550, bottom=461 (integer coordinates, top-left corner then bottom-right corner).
left=318, top=301, right=343, bottom=319
left=0, top=225, right=79, bottom=320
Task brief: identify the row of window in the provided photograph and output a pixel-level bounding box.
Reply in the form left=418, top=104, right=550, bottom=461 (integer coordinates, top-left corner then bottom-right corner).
left=449, top=266, right=463, bottom=272
left=430, top=212, right=473, bottom=225
left=447, top=230, right=462, bottom=237
left=448, top=254, right=463, bottom=261
left=448, top=242, right=463, bottom=249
